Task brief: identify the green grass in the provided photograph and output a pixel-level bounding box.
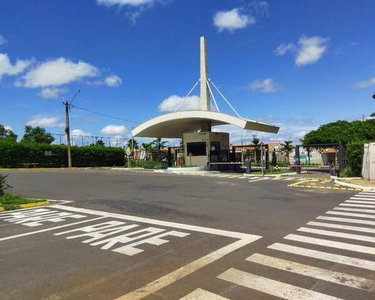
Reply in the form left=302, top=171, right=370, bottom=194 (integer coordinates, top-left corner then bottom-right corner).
left=0, top=193, right=45, bottom=210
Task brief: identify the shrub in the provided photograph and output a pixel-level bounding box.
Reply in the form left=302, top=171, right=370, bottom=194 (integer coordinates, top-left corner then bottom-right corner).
left=345, top=140, right=365, bottom=177
left=0, top=140, right=124, bottom=168
left=0, top=174, right=12, bottom=196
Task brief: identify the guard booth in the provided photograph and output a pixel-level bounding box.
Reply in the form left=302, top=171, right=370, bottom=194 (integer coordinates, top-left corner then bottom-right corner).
left=183, top=131, right=229, bottom=168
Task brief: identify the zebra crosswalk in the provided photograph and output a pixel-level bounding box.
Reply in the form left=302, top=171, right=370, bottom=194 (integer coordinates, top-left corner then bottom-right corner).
left=178, top=191, right=375, bottom=299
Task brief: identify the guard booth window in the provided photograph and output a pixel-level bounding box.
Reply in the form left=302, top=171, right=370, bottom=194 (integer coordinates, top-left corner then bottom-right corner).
left=187, top=142, right=206, bottom=156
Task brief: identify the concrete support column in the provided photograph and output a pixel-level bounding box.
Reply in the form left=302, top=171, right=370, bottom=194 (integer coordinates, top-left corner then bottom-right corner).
left=200, top=36, right=211, bottom=112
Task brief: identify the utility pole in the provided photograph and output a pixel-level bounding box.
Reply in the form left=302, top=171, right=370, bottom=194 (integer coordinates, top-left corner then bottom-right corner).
left=63, top=90, right=80, bottom=168
left=63, top=100, right=72, bottom=168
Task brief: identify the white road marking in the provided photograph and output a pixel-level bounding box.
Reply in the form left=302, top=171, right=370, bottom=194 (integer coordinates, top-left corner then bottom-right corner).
left=297, top=227, right=375, bottom=243
left=333, top=207, right=375, bottom=214
left=0, top=216, right=106, bottom=242
left=358, top=192, right=375, bottom=196
left=283, top=177, right=295, bottom=181
left=326, top=211, right=375, bottom=219
left=271, top=177, right=281, bottom=180
left=268, top=243, right=375, bottom=271
left=317, top=216, right=375, bottom=226
left=284, top=234, right=375, bottom=255
left=340, top=203, right=375, bottom=208
left=246, top=253, right=375, bottom=292
left=218, top=268, right=342, bottom=300
left=114, top=238, right=260, bottom=300
left=53, top=204, right=259, bottom=240
left=345, top=200, right=375, bottom=204
left=307, top=221, right=375, bottom=234
left=351, top=197, right=375, bottom=201
left=179, top=288, right=229, bottom=300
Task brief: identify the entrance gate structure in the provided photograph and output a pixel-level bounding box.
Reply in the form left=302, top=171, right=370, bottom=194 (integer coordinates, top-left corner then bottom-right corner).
left=132, top=37, right=279, bottom=170
left=294, top=143, right=345, bottom=174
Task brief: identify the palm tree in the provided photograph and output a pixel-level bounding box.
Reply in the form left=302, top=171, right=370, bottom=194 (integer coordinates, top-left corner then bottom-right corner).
left=126, top=137, right=139, bottom=150
left=152, top=137, right=169, bottom=162
left=280, top=140, right=295, bottom=164
left=141, top=142, right=153, bottom=160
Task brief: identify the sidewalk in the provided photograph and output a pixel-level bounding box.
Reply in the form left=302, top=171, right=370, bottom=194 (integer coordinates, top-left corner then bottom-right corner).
left=334, top=177, right=375, bottom=191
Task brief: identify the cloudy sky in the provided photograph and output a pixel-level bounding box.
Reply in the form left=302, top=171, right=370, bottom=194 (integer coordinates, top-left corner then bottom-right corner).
left=1, top=0, right=374, bottom=145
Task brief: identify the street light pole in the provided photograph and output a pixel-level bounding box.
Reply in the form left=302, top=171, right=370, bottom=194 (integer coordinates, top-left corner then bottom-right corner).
left=63, top=100, right=72, bottom=168
left=63, top=90, right=80, bottom=168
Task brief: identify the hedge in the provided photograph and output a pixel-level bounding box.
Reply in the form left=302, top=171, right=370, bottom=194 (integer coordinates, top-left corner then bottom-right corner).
left=0, top=140, right=124, bottom=167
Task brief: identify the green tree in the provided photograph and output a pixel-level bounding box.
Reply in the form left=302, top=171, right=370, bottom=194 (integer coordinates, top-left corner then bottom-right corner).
left=21, top=125, right=55, bottom=144
left=280, top=140, right=295, bottom=164
left=0, top=124, right=17, bottom=141
left=152, top=137, right=169, bottom=162
left=251, top=135, right=260, bottom=163
left=141, top=142, right=153, bottom=159
left=371, top=112, right=375, bottom=117
left=302, top=119, right=375, bottom=176
left=271, top=148, right=277, bottom=166
left=126, top=137, right=139, bottom=150
left=95, top=140, right=105, bottom=146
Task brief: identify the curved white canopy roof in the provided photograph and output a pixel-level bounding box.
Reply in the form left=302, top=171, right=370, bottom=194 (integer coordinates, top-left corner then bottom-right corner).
left=132, top=110, right=279, bottom=138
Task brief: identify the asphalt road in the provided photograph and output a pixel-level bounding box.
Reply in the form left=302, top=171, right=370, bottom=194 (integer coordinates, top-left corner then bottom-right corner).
left=1, top=169, right=374, bottom=300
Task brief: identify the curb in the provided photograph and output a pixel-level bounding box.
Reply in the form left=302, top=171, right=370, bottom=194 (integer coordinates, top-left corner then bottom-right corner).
left=0, top=200, right=50, bottom=212
left=243, top=172, right=297, bottom=178
left=334, top=178, right=375, bottom=192
left=20, top=200, right=50, bottom=209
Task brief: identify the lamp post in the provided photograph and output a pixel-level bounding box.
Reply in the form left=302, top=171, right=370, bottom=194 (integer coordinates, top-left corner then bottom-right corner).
left=63, top=90, right=80, bottom=168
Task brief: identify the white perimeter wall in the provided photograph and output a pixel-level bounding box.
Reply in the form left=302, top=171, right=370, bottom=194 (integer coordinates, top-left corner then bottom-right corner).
left=362, top=143, right=375, bottom=181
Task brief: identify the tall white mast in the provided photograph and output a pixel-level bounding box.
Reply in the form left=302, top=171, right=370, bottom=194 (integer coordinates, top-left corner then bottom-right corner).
left=200, top=36, right=210, bottom=111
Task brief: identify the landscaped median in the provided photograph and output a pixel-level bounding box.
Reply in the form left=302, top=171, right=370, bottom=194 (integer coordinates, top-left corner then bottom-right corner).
left=0, top=193, right=49, bottom=211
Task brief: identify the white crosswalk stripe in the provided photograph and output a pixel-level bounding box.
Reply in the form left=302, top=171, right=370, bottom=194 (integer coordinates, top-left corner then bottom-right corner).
left=345, top=200, right=375, bottom=204
left=340, top=203, right=375, bottom=208
left=297, top=226, right=375, bottom=243
left=351, top=197, right=375, bottom=201
left=333, top=207, right=375, bottom=214
left=326, top=211, right=375, bottom=219
left=285, top=234, right=375, bottom=255
left=246, top=253, right=375, bottom=292
left=317, top=215, right=375, bottom=226
left=268, top=242, right=375, bottom=271
left=218, top=268, right=342, bottom=300
left=306, top=220, right=375, bottom=234
left=179, top=288, right=229, bottom=300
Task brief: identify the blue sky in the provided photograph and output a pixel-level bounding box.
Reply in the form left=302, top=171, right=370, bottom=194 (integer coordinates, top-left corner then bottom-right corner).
left=1, top=0, right=375, bottom=146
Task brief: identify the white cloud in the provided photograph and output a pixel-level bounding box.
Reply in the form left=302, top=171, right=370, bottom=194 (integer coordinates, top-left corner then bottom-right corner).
left=105, top=74, right=122, bottom=87
left=0, top=35, right=7, bottom=45
left=354, top=77, right=375, bottom=88
left=26, top=116, right=64, bottom=128
left=21, top=57, right=99, bottom=88
left=243, top=78, right=282, bottom=93
left=37, top=87, right=67, bottom=99
left=274, top=43, right=296, bottom=56
left=275, top=35, right=328, bottom=67
left=4, top=125, right=12, bottom=131
left=295, top=36, right=328, bottom=66
left=158, top=95, right=200, bottom=112
left=101, top=125, right=127, bottom=135
left=213, top=8, right=256, bottom=32
left=0, top=53, right=32, bottom=81
left=97, top=0, right=154, bottom=6
left=71, top=129, right=91, bottom=136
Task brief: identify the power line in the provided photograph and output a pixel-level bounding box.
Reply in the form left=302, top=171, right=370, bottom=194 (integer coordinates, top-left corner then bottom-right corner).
left=71, top=104, right=141, bottom=124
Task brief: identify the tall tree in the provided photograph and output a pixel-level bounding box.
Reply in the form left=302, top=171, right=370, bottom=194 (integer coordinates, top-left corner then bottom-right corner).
left=0, top=124, right=17, bottom=141
left=152, top=137, right=169, bottom=162
left=280, top=140, right=295, bottom=164
left=126, top=137, right=139, bottom=150
left=21, top=125, right=54, bottom=144
left=252, top=134, right=260, bottom=163
left=141, top=142, right=153, bottom=159
left=271, top=148, right=277, bottom=166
